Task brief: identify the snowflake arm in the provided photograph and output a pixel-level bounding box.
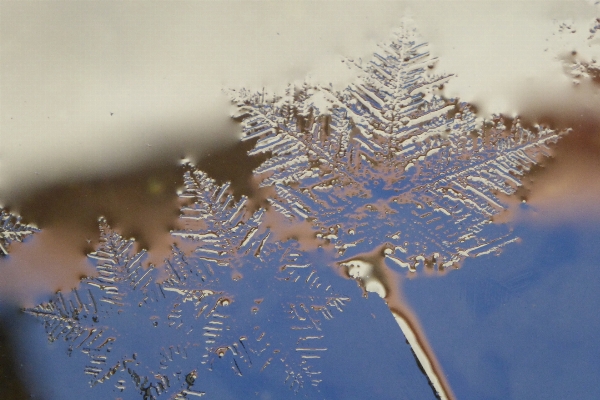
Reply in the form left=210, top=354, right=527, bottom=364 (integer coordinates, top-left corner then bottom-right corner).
left=0, top=209, right=38, bottom=255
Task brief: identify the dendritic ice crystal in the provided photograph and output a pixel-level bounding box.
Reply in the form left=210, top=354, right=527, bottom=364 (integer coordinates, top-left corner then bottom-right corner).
left=0, top=209, right=38, bottom=256
left=25, top=174, right=354, bottom=399
left=25, top=26, right=566, bottom=399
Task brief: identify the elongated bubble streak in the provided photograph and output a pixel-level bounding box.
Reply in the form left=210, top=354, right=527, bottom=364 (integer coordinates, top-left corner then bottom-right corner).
left=392, top=310, right=454, bottom=400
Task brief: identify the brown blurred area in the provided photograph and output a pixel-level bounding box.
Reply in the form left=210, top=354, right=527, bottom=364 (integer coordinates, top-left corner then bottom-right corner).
left=0, top=139, right=268, bottom=307
left=4, top=106, right=600, bottom=305
left=526, top=117, right=600, bottom=221
left=499, top=98, right=600, bottom=225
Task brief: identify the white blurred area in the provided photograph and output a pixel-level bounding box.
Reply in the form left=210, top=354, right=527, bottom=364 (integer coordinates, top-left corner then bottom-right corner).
left=1, top=1, right=599, bottom=204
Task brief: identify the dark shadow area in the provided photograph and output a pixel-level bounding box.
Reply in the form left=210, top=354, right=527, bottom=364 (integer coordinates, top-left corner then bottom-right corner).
left=0, top=308, right=31, bottom=400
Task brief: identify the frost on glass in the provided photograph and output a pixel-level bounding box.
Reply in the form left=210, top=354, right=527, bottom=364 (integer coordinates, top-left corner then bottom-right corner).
left=561, top=17, right=600, bottom=84
left=230, top=26, right=561, bottom=272
left=25, top=26, right=567, bottom=399
left=0, top=209, right=38, bottom=256
left=24, top=173, right=353, bottom=399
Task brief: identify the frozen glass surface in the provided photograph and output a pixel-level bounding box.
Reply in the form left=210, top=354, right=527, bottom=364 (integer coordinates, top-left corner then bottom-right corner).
left=2, top=3, right=600, bottom=400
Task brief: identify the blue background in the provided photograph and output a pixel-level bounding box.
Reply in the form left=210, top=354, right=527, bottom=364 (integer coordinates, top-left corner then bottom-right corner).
left=2, top=217, right=600, bottom=399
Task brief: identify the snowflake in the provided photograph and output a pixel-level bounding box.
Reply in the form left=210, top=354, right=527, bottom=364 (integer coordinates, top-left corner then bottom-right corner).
left=231, top=26, right=563, bottom=273
left=25, top=25, right=567, bottom=399
left=0, top=209, right=38, bottom=256
left=25, top=172, right=353, bottom=399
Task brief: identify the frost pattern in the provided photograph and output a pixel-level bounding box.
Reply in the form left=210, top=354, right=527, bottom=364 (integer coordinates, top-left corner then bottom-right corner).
left=556, top=17, right=600, bottom=85
left=25, top=173, right=352, bottom=399
left=231, top=26, right=562, bottom=272
left=0, top=209, right=38, bottom=255
left=26, top=26, right=567, bottom=399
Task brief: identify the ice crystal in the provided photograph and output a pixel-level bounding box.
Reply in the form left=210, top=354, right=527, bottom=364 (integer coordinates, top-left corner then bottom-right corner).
left=231, top=26, right=562, bottom=273
left=25, top=173, right=353, bottom=399
left=0, top=209, right=38, bottom=256
left=25, top=25, right=567, bottom=399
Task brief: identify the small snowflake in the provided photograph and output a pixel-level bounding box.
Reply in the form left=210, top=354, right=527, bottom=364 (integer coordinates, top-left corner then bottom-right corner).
left=0, top=209, right=38, bottom=256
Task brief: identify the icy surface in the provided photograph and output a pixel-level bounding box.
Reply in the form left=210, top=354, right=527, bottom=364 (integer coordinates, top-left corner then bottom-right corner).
left=24, top=27, right=568, bottom=399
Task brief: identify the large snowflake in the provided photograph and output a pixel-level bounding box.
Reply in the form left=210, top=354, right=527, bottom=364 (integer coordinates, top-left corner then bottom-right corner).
left=230, top=26, right=561, bottom=273
left=25, top=26, right=566, bottom=399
